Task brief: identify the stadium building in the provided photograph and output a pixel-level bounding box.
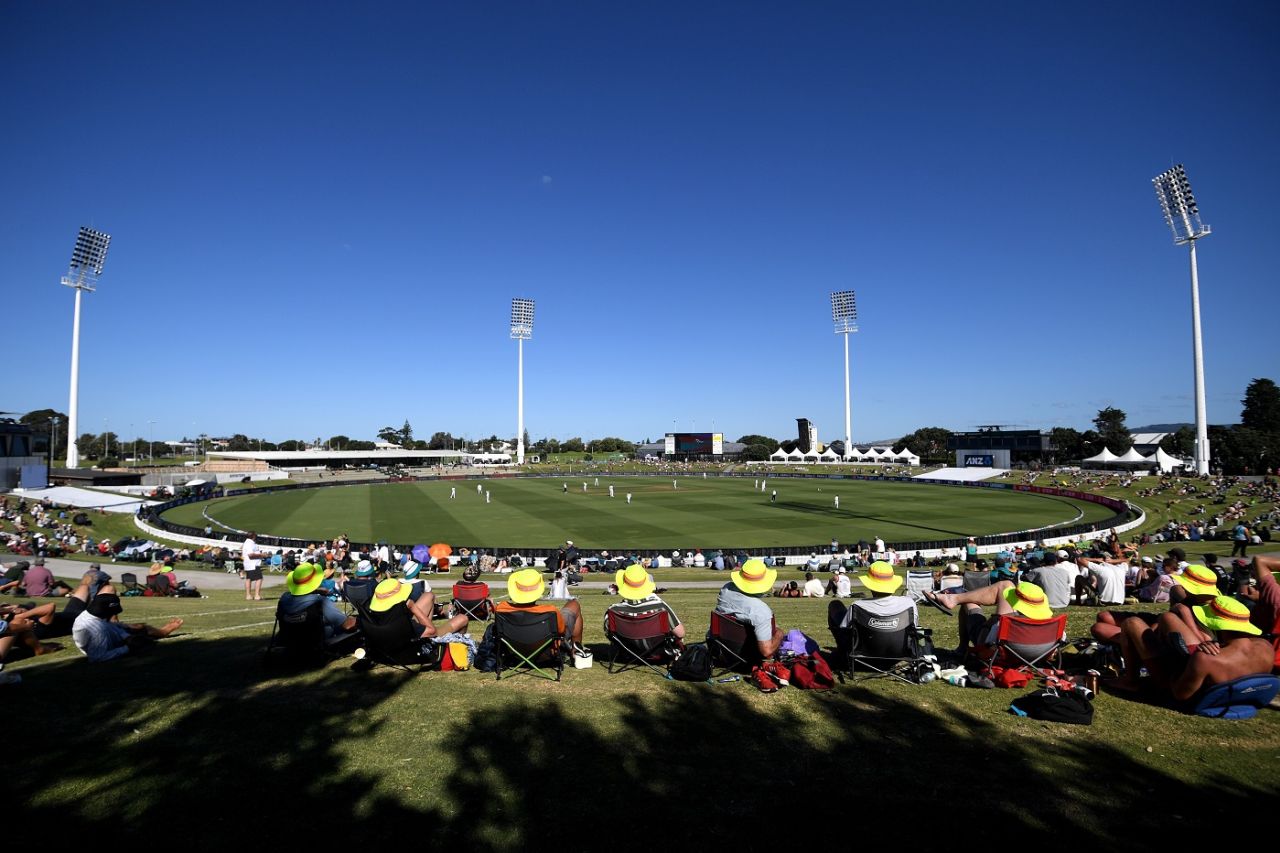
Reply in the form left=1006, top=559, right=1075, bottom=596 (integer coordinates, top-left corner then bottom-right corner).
left=947, top=427, right=1051, bottom=469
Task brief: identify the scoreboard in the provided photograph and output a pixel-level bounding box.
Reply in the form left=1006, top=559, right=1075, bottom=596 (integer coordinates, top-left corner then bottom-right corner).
left=665, top=433, right=724, bottom=456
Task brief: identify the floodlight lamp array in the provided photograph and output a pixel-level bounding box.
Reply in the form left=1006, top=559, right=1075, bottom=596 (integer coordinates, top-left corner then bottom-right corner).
left=69, top=227, right=111, bottom=275
left=1153, top=165, right=1210, bottom=245
left=830, top=289, right=858, bottom=334
left=510, top=297, right=535, bottom=340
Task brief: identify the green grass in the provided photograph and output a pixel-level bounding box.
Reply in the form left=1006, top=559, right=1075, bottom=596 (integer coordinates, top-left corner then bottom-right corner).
left=6, top=586, right=1275, bottom=848
left=163, top=477, right=1117, bottom=549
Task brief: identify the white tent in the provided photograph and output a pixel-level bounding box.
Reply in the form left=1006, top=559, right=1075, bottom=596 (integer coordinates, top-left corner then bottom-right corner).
left=1114, top=447, right=1152, bottom=464
left=819, top=447, right=840, bottom=462
left=1153, top=446, right=1186, bottom=473
left=845, top=448, right=865, bottom=460
left=1083, top=447, right=1119, bottom=464
left=770, top=448, right=789, bottom=462
left=894, top=449, right=921, bottom=465
left=786, top=448, right=805, bottom=462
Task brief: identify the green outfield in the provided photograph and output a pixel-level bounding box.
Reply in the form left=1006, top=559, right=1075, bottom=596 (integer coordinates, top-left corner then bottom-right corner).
left=160, top=476, right=1118, bottom=548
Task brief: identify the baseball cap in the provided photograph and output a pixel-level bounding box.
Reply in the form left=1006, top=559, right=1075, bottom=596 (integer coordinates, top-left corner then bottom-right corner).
left=87, top=594, right=123, bottom=619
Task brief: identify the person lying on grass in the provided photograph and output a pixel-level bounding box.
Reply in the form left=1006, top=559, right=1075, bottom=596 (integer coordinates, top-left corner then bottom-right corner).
left=71, top=586, right=182, bottom=663
left=1111, top=595, right=1273, bottom=702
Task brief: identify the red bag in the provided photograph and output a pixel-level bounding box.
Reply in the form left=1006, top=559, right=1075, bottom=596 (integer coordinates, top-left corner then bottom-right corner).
left=789, top=652, right=835, bottom=690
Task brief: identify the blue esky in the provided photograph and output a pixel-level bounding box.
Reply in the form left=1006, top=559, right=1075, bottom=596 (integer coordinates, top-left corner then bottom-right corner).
left=3, top=2, right=1277, bottom=446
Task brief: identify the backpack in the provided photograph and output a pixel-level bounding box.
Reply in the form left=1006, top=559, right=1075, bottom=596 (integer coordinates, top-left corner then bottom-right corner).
left=474, top=624, right=498, bottom=672
left=788, top=652, right=836, bottom=690
left=1009, top=688, right=1094, bottom=724
left=671, top=643, right=712, bottom=681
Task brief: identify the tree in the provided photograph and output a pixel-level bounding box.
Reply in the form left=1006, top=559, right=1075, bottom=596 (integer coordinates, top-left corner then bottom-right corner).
left=897, top=427, right=953, bottom=462
left=278, top=439, right=303, bottom=452
left=327, top=435, right=350, bottom=450
left=427, top=431, right=455, bottom=450
left=562, top=437, right=584, bottom=452
left=1241, top=378, right=1280, bottom=431
left=377, top=426, right=401, bottom=446
left=1209, top=426, right=1276, bottom=475
left=1159, top=427, right=1195, bottom=458
left=1092, top=407, right=1131, bottom=453
left=737, top=434, right=780, bottom=452
left=227, top=434, right=252, bottom=451
left=400, top=420, right=414, bottom=446
left=1049, top=427, right=1085, bottom=461
left=740, top=443, right=772, bottom=461
left=76, top=433, right=97, bottom=459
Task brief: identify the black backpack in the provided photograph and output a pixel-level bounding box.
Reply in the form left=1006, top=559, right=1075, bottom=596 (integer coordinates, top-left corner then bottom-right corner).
left=1010, top=688, right=1094, bottom=725
left=671, top=643, right=713, bottom=682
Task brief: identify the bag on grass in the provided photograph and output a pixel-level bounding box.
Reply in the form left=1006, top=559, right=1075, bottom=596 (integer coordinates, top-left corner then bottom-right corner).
left=671, top=643, right=712, bottom=681
left=474, top=624, right=497, bottom=672
left=1009, top=688, right=1094, bottom=725
left=789, top=652, right=835, bottom=690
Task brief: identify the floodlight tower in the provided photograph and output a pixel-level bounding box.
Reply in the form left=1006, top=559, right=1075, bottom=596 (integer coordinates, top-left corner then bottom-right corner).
left=830, top=290, right=858, bottom=459
left=62, top=227, right=112, bottom=468
left=510, top=297, right=535, bottom=465
left=1153, top=165, right=1211, bottom=475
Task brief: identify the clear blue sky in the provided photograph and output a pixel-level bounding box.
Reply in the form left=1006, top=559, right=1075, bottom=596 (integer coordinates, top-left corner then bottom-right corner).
left=4, top=2, right=1277, bottom=446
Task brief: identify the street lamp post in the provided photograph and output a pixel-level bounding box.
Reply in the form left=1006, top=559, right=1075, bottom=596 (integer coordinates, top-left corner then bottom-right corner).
left=830, top=290, right=859, bottom=459
left=149, top=420, right=155, bottom=465
left=1153, top=165, right=1212, bottom=475
left=510, top=298, right=535, bottom=465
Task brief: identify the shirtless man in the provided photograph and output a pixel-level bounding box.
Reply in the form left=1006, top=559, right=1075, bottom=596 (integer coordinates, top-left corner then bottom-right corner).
left=1113, top=595, right=1273, bottom=702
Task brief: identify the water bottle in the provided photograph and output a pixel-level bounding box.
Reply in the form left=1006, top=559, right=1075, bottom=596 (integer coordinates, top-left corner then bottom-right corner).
left=919, top=669, right=936, bottom=684
left=946, top=673, right=967, bottom=687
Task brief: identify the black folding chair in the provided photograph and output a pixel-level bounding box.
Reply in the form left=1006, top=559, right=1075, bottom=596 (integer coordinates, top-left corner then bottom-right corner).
left=357, top=606, right=438, bottom=673
left=119, top=573, right=146, bottom=594
left=845, top=603, right=934, bottom=685
left=493, top=608, right=566, bottom=681
left=341, top=580, right=375, bottom=615
left=264, top=601, right=353, bottom=667
left=605, top=609, right=681, bottom=680
left=707, top=611, right=771, bottom=676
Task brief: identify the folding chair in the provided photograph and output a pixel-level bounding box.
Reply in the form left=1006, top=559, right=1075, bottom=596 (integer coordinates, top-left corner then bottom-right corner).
left=975, top=613, right=1069, bottom=676
left=605, top=609, right=681, bottom=679
left=707, top=611, right=772, bottom=676
left=451, top=581, right=494, bottom=622
left=146, top=574, right=172, bottom=596
left=905, top=570, right=935, bottom=598
left=119, top=573, right=146, bottom=594
left=357, top=606, right=438, bottom=673
left=845, top=602, right=934, bottom=685
left=341, top=580, right=375, bottom=615
left=493, top=608, right=566, bottom=681
left=264, top=601, right=352, bottom=667
left=962, top=571, right=992, bottom=592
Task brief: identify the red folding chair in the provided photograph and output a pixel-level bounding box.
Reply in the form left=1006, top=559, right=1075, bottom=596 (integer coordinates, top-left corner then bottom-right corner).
left=707, top=611, right=775, bottom=676
left=975, top=613, right=1069, bottom=676
left=450, top=581, right=494, bottom=622
left=605, top=609, right=682, bottom=679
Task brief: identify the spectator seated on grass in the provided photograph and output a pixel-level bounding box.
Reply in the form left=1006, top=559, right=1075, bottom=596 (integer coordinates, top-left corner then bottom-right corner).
left=604, top=563, right=686, bottom=643
left=0, top=559, right=30, bottom=594
left=1071, top=553, right=1131, bottom=606
left=714, top=558, right=784, bottom=659
left=1111, top=595, right=1274, bottom=703
left=922, top=580, right=1054, bottom=659
left=71, top=587, right=182, bottom=663
left=278, top=564, right=357, bottom=641
left=1090, top=563, right=1220, bottom=647
left=364, top=577, right=468, bottom=640
left=15, top=558, right=72, bottom=598
left=1232, top=555, right=1280, bottom=670
left=495, top=569, right=585, bottom=653
left=1021, top=551, right=1074, bottom=609
left=828, top=561, right=919, bottom=666
left=2, top=572, right=97, bottom=647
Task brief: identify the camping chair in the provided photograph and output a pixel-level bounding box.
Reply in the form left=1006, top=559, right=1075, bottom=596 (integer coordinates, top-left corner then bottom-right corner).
left=450, top=581, right=494, bottom=622
left=1186, top=674, right=1280, bottom=719
left=975, top=613, right=1070, bottom=676
left=707, top=611, right=773, bottom=676
left=263, top=601, right=352, bottom=667
left=119, top=573, right=146, bottom=594
left=905, top=570, right=935, bottom=597
left=605, top=608, right=682, bottom=679
left=846, top=602, right=934, bottom=685
left=962, top=571, right=992, bottom=592
left=356, top=606, right=438, bottom=673
left=146, top=574, right=172, bottom=596
left=493, top=608, right=566, bottom=681
left=341, top=581, right=375, bottom=615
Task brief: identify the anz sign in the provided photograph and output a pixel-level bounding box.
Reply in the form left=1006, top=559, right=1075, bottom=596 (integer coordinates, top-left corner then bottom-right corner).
left=964, top=455, right=995, bottom=467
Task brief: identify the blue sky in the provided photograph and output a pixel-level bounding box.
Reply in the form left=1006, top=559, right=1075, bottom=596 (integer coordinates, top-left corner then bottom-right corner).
left=4, top=2, right=1277, bottom=446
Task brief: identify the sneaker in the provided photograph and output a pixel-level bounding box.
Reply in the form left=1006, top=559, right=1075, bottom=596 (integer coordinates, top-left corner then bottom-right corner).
left=752, top=668, right=779, bottom=693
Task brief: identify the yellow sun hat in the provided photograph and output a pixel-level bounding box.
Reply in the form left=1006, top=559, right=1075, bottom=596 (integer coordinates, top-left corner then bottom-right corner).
left=369, top=577, right=411, bottom=612
left=1192, top=596, right=1262, bottom=637
left=1004, top=581, right=1053, bottom=620
left=616, top=564, right=655, bottom=600
left=860, top=561, right=903, bottom=594
left=1174, top=564, right=1219, bottom=597
left=507, top=568, right=545, bottom=604
left=286, top=562, right=325, bottom=596
left=731, top=558, right=777, bottom=596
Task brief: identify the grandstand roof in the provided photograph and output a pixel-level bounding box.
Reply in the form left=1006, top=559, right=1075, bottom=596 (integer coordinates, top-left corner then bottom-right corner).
left=208, top=449, right=476, bottom=464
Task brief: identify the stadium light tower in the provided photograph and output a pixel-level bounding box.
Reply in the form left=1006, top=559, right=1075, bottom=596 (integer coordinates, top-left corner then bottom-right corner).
left=1153, top=165, right=1211, bottom=475
left=830, top=290, right=858, bottom=459
left=62, top=227, right=112, bottom=468
left=510, top=297, right=535, bottom=465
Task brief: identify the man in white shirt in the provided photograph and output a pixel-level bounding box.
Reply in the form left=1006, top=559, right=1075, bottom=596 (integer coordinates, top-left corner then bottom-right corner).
left=1074, top=554, right=1130, bottom=606
left=801, top=572, right=825, bottom=597
left=242, top=532, right=265, bottom=601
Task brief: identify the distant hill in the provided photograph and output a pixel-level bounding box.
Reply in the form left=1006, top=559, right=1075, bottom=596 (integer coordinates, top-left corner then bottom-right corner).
left=1131, top=423, right=1192, bottom=433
